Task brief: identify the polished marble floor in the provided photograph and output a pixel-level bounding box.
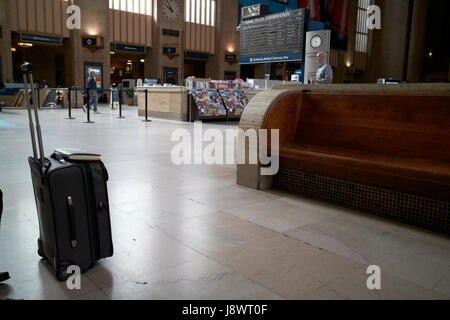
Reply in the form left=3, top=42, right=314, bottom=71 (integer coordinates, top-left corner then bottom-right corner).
left=0, top=105, right=449, bottom=300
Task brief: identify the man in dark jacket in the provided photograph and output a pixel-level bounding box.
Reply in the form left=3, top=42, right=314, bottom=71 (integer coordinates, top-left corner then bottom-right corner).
left=86, top=71, right=100, bottom=114
left=0, top=189, right=10, bottom=283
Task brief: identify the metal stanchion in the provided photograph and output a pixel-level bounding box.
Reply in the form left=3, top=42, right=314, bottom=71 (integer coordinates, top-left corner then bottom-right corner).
left=117, top=89, right=125, bottom=119
left=189, top=92, right=192, bottom=122
left=37, top=86, right=40, bottom=109
left=75, top=88, right=78, bottom=110
left=84, top=90, right=94, bottom=124
left=66, top=87, right=75, bottom=120
left=142, top=89, right=151, bottom=123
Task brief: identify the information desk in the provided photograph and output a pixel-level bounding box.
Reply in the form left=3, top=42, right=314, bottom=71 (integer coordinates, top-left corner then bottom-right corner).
left=137, top=86, right=188, bottom=121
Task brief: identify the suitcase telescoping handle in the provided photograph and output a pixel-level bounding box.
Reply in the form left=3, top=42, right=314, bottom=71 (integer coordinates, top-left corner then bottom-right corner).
left=22, top=62, right=45, bottom=168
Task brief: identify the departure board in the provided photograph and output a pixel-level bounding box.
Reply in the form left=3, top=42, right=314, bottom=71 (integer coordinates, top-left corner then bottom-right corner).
left=239, top=9, right=309, bottom=64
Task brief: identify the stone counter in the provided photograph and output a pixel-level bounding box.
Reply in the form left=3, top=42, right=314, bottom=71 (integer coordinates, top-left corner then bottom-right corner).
left=271, top=83, right=450, bottom=94
left=137, top=86, right=188, bottom=121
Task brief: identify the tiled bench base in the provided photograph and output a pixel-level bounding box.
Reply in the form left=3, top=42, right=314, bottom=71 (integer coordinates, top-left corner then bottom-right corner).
left=273, top=168, right=450, bottom=235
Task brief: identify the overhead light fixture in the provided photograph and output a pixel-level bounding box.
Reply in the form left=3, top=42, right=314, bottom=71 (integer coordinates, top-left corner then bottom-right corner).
left=11, top=47, right=16, bottom=52
left=140, top=59, right=145, bottom=63
left=428, top=51, right=433, bottom=58
left=18, top=42, right=33, bottom=48
left=110, top=51, right=115, bottom=55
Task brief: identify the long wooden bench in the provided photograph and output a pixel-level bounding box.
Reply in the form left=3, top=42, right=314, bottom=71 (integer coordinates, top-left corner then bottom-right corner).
left=262, top=91, right=450, bottom=203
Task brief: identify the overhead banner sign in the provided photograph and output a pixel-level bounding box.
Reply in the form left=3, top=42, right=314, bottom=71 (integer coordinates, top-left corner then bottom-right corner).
left=239, top=52, right=304, bottom=64
left=239, top=9, right=309, bottom=64
left=20, top=33, right=62, bottom=45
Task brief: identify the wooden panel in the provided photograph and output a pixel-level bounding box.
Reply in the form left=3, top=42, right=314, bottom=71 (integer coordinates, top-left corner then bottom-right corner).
left=110, top=10, right=114, bottom=43
left=45, top=0, right=54, bottom=34
left=185, top=23, right=191, bottom=51
left=61, top=0, right=68, bottom=37
left=127, top=12, right=133, bottom=43
left=146, top=15, right=152, bottom=47
left=210, top=26, right=215, bottom=54
left=140, top=14, right=145, bottom=45
left=36, top=0, right=45, bottom=33
left=120, top=12, right=127, bottom=42
left=54, top=0, right=62, bottom=35
left=10, top=0, right=18, bottom=30
left=133, top=13, right=140, bottom=44
left=17, top=0, right=27, bottom=30
left=195, top=23, right=201, bottom=51
left=205, top=25, right=211, bottom=53
left=27, top=0, right=36, bottom=32
left=114, top=10, right=121, bottom=42
left=200, top=24, right=206, bottom=52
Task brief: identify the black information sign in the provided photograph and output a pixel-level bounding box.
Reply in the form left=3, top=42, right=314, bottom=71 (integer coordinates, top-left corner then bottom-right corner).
left=239, top=9, right=309, bottom=64
left=162, top=29, right=180, bottom=37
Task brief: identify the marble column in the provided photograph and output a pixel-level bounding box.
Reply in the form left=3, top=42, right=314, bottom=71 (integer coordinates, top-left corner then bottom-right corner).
left=406, top=0, right=428, bottom=83
left=367, top=0, right=412, bottom=82
left=0, top=0, right=13, bottom=82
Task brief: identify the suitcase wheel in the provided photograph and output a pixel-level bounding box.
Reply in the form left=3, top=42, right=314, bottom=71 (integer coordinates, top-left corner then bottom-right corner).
left=56, top=265, right=71, bottom=282
left=37, top=239, right=45, bottom=259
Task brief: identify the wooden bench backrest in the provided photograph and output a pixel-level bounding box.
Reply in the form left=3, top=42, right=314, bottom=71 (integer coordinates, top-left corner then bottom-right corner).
left=293, top=93, right=450, bottom=162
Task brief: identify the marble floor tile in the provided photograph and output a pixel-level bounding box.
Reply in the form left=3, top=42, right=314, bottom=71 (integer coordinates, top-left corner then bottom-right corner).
left=226, top=198, right=336, bottom=233
left=102, top=256, right=283, bottom=300
left=285, top=215, right=420, bottom=265
left=183, top=184, right=281, bottom=211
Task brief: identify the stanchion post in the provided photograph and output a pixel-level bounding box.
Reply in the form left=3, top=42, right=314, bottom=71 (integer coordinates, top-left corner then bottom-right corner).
left=66, top=87, right=75, bottom=120
left=142, top=89, right=152, bottom=122
left=84, top=89, right=94, bottom=123
left=117, top=89, right=125, bottom=119
left=37, top=86, right=40, bottom=109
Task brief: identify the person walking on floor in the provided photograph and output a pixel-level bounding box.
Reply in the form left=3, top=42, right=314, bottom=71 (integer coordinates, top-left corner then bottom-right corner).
left=85, top=71, right=100, bottom=114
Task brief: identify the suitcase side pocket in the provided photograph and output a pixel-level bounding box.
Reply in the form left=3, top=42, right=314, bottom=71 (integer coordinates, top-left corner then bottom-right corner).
left=88, top=162, right=113, bottom=259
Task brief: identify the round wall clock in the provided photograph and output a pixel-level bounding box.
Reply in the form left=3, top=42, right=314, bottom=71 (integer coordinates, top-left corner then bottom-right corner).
left=310, top=35, right=323, bottom=49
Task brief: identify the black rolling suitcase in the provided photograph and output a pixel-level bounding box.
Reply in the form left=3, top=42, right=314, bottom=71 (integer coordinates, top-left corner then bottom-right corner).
left=22, top=62, right=113, bottom=281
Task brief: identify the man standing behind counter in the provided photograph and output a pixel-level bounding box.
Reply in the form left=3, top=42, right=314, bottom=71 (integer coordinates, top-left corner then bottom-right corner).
left=311, top=51, right=333, bottom=84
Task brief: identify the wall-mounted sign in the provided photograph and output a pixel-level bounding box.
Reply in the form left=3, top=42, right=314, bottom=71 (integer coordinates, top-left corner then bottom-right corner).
left=225, top=53, right=238, bottom=63
left=84, top=62, right=104, bottom=89
left=163, top=45, right=179, bottom=59
left=163, top=67, right=178, bottom=85
left=82, top=36, right=103, bottom=52
left=115, top=43, right=146, bottom=53
left=186, top=51, right=209, bottom=60
left=239, top=9, right=309, bottom=64
left=162, top=29, right=180, bottom=37
left=241, top=4, right=270, bottom=20
left=20, top=33, right=61, bottom=45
